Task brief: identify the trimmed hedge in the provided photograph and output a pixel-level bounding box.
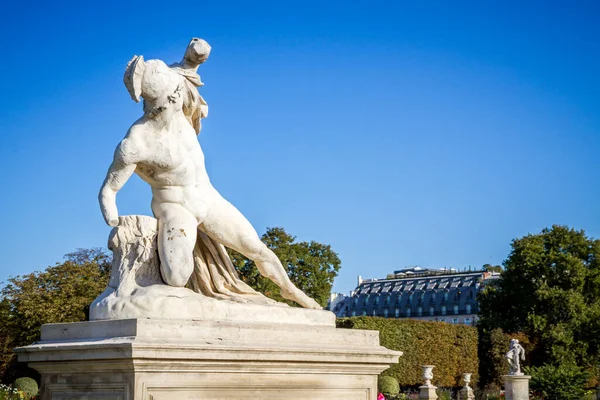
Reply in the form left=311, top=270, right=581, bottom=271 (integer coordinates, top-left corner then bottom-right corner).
left=378, top=375, right=400, bottom=395
left=13, top=377, right=38, bottom=399
left=337, top=317, right=478, bottom=387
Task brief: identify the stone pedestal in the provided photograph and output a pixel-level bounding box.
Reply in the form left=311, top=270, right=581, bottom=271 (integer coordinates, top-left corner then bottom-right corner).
left=419, top=385, right=438, bottom=400
left=458, top=386, right=474, bottom=400
left=17, top=318, right=401, bottom=400
left=503, top=375, right=531, bottom=400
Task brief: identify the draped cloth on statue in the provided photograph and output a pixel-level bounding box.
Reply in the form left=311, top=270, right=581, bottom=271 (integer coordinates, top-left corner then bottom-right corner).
left=170, top=62, right=208, bottom=135
left=189, top=229, right=278, bottom=305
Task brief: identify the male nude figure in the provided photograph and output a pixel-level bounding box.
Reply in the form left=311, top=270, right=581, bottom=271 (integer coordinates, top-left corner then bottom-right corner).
left=99, top=56, right=321, bottom=309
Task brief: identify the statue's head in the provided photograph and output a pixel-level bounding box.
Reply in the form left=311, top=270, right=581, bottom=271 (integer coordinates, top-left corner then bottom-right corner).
left=184, top=38, right=211, bottom=65
left=123, top=56, right=185, bottom=116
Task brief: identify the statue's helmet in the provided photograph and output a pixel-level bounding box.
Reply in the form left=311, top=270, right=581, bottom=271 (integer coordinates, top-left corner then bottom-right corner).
left=124, top=57, right=182, bottom=103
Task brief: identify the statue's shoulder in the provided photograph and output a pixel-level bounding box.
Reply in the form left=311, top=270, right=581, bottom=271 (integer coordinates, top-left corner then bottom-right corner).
left=114, top=121, right=149, bottom=164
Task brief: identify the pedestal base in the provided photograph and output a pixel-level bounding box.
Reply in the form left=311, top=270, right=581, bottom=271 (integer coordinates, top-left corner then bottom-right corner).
left=503, top=375, right=531, bottom=400
left=17, top=318, right=401, bottom=400
left=419, top=385, right=438, bottom=400
left=458, top=386, right=474, bottom=400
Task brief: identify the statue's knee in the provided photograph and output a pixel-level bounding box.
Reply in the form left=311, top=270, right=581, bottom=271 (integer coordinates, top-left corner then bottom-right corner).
left=162, top=270, right=190, bottom=287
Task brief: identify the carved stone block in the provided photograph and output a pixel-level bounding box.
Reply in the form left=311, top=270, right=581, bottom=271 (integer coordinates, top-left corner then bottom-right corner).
left=17, top=319, right=401, bottom=400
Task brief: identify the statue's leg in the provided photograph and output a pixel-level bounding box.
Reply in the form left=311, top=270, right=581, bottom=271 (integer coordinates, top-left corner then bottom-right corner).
left=156, top=203, right=198, bottom=287
left=200, top=197, right=322, bottom=309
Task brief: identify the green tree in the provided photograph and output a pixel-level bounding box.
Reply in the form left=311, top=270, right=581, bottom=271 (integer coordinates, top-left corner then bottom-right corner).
left=0, top=248, right=111, bottom=382
left=478, top=225, right=600, bottom=387
left=229, top=227, right=341, bottom=307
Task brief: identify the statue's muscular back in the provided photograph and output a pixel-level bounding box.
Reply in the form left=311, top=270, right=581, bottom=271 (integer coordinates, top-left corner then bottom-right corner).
left=120, top=112, right=212, bottom=223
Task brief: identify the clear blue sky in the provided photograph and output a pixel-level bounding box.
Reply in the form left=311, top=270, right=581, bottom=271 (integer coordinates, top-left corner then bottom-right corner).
left=0, top=1, right=598, bottom=295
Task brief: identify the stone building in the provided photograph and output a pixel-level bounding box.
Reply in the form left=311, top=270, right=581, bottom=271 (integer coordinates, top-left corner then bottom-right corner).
left=330, top=267, right=500, bottom=325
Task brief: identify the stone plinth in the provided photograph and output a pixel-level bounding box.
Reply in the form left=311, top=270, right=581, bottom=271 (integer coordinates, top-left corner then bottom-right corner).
left=503, top=375, right=531, bottom=400
left=17, top=318, right=401, bottom=400
left=458, top=386, right=475, bottom=400
left=419, top=385, right=438, bottom=400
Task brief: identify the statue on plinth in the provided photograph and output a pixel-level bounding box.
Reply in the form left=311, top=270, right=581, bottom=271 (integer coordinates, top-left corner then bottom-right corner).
left=93, top=38, right=325, bottom=322
left=505, top=339, right=526, bottom=375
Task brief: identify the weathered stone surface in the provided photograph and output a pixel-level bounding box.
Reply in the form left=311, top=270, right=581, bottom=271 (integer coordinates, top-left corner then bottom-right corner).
left=16, top=319, right=402, bottom=400
left=98, top=38, right=322, bottom=313
left=503, top=374, right=531, bottom=400
left=90, top=215, right=334, bottom=326
left=419, top=385, right=438, bottom=400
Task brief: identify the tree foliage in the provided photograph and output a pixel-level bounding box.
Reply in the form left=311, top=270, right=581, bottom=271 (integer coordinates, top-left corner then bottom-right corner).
left=482, top=264, right=502, bottom=273
left=478, top=225, right=600, bottom=386
left=0, top=248, right=111, bottom=382
left=527, top=364, right=590, bottom=400
left=228, top=227, right=341, bottom=307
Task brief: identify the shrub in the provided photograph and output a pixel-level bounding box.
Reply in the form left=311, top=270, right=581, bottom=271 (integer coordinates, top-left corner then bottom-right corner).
left=378, top=375, right=400, bottom=396
left=12, top=377, right=37, bottom=399
left=437, top=388, right=452, bottom=400
left=526, top=364, right=589, bottom=400
left=338, top=317, right=478, bottom=387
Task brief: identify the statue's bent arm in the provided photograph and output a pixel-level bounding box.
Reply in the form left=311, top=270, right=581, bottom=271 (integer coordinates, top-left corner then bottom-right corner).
left=99, top=139, right=138, bottom=227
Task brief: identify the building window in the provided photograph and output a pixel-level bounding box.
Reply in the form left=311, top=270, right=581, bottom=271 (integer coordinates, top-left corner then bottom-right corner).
left=375, top=296, right=380, bottom=306
left=465, top=318, right=472, bottom=325
left=362, top=311, right=367, bottom=316
left=364, top=295, right=369, bottom=305
left=466, top=304, right=471, bottom=314
left=467, top=290, right=474, bottom=300
left=417, top=307, right=422, bottom=317
left=452, top=318, right=459, bottom=324
left=351, top=311, right=356, bottom=317
left=443, top=292, right=448, bottom=302
left=430, top=292, right=436, bottom=303
left=373, top=310, right=377, bottom=317
left=454, top=291, right=460, bottom=302
left=384, top=309, right=389, bottom=318
left=429, top=306, right=435, bottom=316
left=441, top=306, right=446, bottom=316
left=439, top=318, right=446, bottom=323
left=406, top=308, right=411, bottom=317
left=385, top=295, right=391, bottom=305
left=453, top=305, right=459, bottom=315
left=353, top=297, right=358, bottom=306
left=395, top=308, right=400, bottom=318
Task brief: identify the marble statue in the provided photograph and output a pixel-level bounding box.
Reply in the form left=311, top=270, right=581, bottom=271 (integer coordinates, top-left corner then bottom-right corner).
left=95, top=38, right=323, bottom=322
left=506, top=338, right=526, bottom=375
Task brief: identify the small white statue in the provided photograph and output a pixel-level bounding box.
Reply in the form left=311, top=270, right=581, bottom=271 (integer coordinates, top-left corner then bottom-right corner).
left=99, top=39, right=321, bottom=310
left=505, top=339, right=525, bottom=375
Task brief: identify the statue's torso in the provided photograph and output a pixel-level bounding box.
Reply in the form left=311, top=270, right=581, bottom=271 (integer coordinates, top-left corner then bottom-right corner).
left=126, top=114, right=214, bottom=221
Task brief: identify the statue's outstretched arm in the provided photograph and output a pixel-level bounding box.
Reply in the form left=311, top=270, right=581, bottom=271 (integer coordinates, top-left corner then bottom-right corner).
left=99, top=141, right=138, bottom=227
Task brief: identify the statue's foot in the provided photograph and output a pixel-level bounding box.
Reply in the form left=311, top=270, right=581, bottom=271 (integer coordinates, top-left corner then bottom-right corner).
left=281, top=288, right=322, bottom=310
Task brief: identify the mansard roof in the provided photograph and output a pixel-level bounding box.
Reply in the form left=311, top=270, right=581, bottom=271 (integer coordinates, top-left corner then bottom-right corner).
left=356, top=271, right=484, bottom=295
